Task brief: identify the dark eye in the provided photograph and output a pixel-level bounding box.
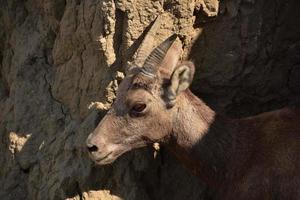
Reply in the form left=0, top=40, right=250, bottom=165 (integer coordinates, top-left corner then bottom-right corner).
left=132, top=103, right=146, bottom=112
left=130, top=103, right=147, bottom=117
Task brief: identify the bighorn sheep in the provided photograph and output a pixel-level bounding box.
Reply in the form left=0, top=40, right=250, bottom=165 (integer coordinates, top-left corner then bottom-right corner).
left=86, top=16, right=300, bottom=199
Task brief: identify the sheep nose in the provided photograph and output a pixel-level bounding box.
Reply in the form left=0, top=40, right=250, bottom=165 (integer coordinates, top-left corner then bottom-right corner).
left=87, top=143, right=99, bottom=153
left=86, top=136, right=99, bottom=153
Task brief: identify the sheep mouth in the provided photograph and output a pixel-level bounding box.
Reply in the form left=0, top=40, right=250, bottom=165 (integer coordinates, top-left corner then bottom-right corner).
left=94, top=152, right=112, bottom=163
left=93, top=149, right=126, bottom=165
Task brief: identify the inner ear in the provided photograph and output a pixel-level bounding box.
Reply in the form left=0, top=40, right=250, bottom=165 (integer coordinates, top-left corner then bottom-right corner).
left=165, top=61, right=195, bottom=107
left=158, top=40, right=182, bottom=79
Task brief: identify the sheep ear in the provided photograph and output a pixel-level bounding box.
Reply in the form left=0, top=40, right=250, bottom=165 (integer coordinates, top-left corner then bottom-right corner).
left=165, top=62, right=195, bottom=107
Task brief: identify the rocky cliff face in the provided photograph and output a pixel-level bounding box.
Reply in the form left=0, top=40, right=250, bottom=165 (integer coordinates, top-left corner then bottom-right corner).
left=0, top=0, right=299, bottom=199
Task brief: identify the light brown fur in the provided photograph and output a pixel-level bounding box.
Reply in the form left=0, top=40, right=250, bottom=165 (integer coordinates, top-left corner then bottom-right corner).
left=86, top=36, right=300, bottom=199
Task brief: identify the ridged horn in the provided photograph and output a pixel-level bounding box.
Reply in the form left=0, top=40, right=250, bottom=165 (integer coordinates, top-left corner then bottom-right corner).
left=141, top=34, right=178, bottom=77
left=133, top=16, right=162, bottom=68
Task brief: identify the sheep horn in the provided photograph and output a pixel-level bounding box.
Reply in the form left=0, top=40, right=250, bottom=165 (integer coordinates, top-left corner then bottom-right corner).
left=140, top=34, right=178, bottom=77
left=133, top=16, right=162, bottom=68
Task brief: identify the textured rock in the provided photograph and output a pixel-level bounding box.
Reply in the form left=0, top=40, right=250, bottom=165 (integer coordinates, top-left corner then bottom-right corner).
left=190, top=0, right=300, bottom=117
left=0, top=0, right=299, bottom=200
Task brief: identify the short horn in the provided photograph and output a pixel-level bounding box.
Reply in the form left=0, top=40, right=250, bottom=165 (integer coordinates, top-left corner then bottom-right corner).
left=141, top=34, right=178, bottom=77
left=133, top=16, right=162, bottom=68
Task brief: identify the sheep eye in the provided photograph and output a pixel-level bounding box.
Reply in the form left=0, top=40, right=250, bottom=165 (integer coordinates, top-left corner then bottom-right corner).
left=132, top=104, right=146, bottom=113
left=130, top=103, right=146, bottom=117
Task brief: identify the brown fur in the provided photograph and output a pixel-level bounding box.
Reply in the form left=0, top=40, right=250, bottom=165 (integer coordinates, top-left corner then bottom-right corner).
left=170, top=91, right=300, bottom=199
left=86, top=40, right=300, bottom=199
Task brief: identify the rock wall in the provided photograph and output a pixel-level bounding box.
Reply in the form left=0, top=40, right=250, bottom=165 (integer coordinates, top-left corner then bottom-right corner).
left=0, top=0, right=299, bottom=200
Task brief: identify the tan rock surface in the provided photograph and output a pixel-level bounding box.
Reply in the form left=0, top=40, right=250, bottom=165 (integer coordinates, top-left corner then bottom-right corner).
left=0, top=0, right=299, bottom=199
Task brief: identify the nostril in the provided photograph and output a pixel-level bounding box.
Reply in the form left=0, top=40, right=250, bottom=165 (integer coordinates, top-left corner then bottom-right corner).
left=86, top=140, right=98, bottom=153
left=86, top=135, right=99, bottom=153
left=87, top=145, right=98, bottom=152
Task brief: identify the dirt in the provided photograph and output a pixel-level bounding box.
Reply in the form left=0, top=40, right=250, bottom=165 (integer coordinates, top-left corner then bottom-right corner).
left=0, top=0, right=299, bottom=199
